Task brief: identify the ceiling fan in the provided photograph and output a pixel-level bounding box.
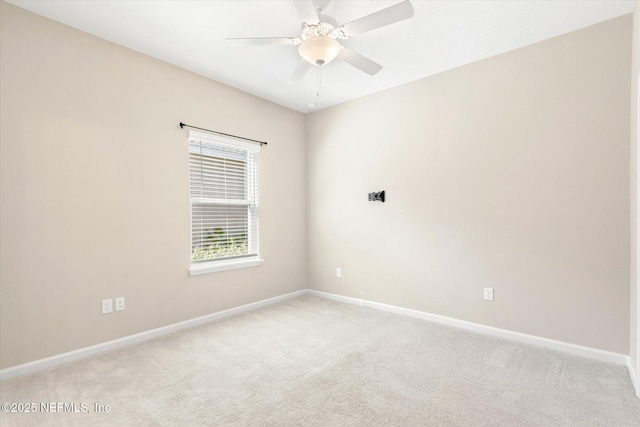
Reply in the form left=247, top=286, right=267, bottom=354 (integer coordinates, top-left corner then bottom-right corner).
left=226, top=0, right=414, bottom=81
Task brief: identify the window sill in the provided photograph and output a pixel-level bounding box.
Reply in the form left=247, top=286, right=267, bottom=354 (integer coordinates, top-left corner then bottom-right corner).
left=188, top=257, right=263, bottom=276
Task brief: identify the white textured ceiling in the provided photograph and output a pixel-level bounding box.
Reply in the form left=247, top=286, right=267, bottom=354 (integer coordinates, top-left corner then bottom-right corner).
left=7, top=0, right=636, bottom=113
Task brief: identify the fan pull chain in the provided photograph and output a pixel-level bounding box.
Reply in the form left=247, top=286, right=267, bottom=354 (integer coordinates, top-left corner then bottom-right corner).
left=316, top=65, right=322, bottom=101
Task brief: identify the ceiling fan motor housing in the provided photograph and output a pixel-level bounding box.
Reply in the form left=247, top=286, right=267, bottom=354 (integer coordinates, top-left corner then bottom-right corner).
left=301, top=21, right=336, bottom=40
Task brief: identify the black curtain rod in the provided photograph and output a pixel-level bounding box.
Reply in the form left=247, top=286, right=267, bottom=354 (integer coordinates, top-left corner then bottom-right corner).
left=179, top=122, right=267, bottom=146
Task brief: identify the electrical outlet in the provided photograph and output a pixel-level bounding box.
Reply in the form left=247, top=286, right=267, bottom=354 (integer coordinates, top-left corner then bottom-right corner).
left=484, top=287, right=494, bottom=301
left=336, top=268, right=342, bottom=278
left=115, top=297, right=125, bottom=311
left=101, top=299, right=113, bottom=314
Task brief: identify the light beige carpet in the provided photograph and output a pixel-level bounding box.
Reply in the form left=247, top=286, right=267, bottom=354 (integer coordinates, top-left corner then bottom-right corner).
left=1, top=295, right=639, bottom=426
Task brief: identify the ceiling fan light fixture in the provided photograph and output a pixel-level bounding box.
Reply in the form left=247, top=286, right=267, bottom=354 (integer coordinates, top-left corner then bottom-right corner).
left=298, top=36, right=341, bottom=66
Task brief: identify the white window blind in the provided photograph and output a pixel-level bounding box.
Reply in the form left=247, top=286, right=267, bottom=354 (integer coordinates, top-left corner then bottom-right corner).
left=188, top=131, right=260, bottom=266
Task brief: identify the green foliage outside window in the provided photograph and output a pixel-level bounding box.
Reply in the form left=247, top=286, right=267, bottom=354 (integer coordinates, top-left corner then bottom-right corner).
left=191, top=227, right=248, bottom=261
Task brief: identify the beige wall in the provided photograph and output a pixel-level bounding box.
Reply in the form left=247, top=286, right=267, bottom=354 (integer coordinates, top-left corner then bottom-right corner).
left=307, top=16, right=632, bottom=354
left=0, top=2, right=307, bottom=369
left=631, top=1, right=640, bottom=381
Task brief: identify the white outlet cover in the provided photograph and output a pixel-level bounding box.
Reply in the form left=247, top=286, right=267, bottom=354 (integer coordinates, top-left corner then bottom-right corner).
left=115, top=297, right=125, bottom=311
left=101, top=299, right=113, bottom=314
left=484, top=288, right=494, bottom=301
left=336, top=268, right=342, bottom=278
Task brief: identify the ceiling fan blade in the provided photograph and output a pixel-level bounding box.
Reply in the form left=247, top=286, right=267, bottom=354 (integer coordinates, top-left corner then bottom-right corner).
left=289, top=59, right=312, bottom=83
left=226, top=37, right=300, bottom=47
left=339, top=0, right=414, bottom=37
left=293, top=1, right=319, bottom=24
left=338, top=48, right=383, bottom=75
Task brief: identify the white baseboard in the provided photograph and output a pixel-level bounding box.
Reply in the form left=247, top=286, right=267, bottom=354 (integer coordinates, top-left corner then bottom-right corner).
left=307, top=290, right=629, bottom=367
left=0, top=288, right=633, bottom=385
left=0, top=289, right=307, bottom=381
left=629, top=358, right=640, bottom=397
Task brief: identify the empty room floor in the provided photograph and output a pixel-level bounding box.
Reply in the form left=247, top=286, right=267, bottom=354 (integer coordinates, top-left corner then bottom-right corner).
left=1, top=295, right=639, bottom=426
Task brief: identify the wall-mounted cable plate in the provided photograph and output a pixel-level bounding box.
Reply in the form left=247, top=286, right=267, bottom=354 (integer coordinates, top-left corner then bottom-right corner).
left=368, top=190, right=385, bottom=202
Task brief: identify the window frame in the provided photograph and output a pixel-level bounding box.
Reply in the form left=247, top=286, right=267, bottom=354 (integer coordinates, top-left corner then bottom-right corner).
left=187, top=130, right=263, bottom=276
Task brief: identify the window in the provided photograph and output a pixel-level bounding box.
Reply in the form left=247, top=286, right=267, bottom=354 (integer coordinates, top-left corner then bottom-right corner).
left=188, top=130, right=262, bottom=275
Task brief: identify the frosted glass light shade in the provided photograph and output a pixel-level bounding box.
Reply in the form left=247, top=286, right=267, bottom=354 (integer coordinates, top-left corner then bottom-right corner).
left=298, top=36, right=341, bottom=66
